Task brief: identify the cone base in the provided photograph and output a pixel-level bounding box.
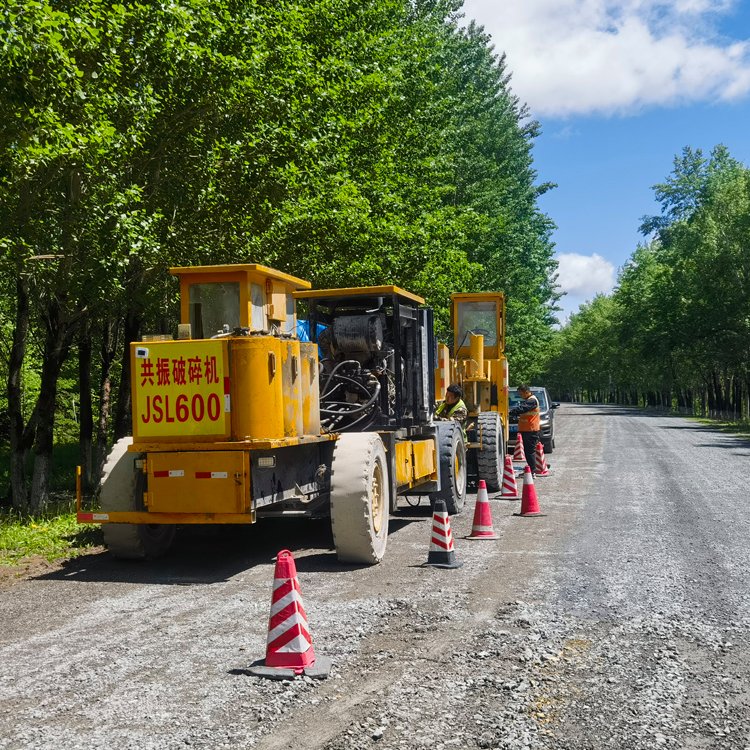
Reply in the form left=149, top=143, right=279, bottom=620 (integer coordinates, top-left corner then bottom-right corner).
left=535, top=470, right=551, bottom=477
left=513, top=511, right=547, bottom=517
left=465, top=532, right=499, bottom=540
left=498, top=493, right=520, bottom=501
left=247, top=655, right=332, bottom=680
left=423, top=553, right=463, bottom=569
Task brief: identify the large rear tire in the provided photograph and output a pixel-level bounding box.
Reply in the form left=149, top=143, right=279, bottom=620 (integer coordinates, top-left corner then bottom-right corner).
left=100, top=438, right=176, bottom=560
left=429, top=422, right=467, bottom=514
left=329, top=433, right=389, bottom=564
left=476, top=411, right=505, bottom=492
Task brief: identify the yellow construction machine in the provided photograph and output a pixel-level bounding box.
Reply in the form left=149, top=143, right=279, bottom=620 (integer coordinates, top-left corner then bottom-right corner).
left=77, top=264, right=466, bottom=563
left=434, top=292, right=509, bottom=491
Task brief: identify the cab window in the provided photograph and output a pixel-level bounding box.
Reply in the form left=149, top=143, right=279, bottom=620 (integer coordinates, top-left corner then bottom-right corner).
left=456, top=300, right=498, bottom=348
left=189, top=282, right=240, bottom=338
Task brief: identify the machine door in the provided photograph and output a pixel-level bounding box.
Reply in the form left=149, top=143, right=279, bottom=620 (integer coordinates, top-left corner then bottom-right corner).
left=146, top=451, right=249, bottom=514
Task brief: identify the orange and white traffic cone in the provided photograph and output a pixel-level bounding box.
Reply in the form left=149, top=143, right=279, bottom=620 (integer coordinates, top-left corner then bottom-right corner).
left=466, top=480, right=499, bottom=540
left=248, top=550, right=332, bottom=679
left=425, top=499, right=462, bottom=568
left=534, top=442, right=551, bottom=477
left=513, top=466, right=546, bottom=518
left=513, top=434, right=526, bottom=462
left=499, top=455, right=521, bottom=500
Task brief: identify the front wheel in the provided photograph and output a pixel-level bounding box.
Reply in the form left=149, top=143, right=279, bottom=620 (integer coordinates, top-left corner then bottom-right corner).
left=100, top=438, right=176, bottom=560
left=329, top=433, right=389, bottom=564
left=429, top=421, right=467, bottom=514
left=476, top=411, right=505, bottom=492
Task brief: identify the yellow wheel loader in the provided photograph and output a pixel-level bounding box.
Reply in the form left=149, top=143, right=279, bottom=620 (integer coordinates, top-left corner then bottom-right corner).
left=77, top=264, right=466, bottom=563
left=434, top=293, right=510, bottom=491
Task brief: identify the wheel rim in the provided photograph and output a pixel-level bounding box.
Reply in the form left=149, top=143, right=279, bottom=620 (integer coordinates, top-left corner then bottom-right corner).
left=454, top=446, right=466, bottom=495
left=371, top=459, right=384, bottom=534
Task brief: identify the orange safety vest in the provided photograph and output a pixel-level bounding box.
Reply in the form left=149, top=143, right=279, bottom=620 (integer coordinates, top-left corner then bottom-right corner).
left=518, top=395, right=540, bottom=432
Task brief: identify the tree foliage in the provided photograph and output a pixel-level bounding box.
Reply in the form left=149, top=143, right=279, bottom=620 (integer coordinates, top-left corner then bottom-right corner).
left=544, top=145, right=750, bottom=417
left=0, top=0, right=557, bottom=508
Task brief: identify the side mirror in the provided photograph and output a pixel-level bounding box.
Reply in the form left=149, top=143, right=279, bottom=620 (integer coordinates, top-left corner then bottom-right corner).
left=551, top=402, right=560, bottom=409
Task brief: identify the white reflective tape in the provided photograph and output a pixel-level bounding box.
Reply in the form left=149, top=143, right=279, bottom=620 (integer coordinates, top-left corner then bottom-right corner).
left=270, top=588, right=304, bottom=615
left=169, top=470, right=184, bottom=478
left=211, top=471, right=228, bottom=479
left=266, top=612, right=309, bottom=643
left=224, top=394, right=231, bottom=412
left=93, top=513, right=109, bottom=521
left=276, top=634, right=313, bottom=653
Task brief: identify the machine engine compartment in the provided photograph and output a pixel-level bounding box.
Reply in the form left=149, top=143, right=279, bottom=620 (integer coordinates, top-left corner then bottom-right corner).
left=300, top=289, right=435, bottom=432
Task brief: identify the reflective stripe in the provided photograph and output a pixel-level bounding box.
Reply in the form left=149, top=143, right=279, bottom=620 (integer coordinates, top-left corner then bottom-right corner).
left=436, top=399, right=466, bottom=418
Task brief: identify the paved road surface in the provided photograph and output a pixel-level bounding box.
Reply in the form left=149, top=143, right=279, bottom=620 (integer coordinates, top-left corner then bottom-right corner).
left=1, top=404, right=749, bottom=749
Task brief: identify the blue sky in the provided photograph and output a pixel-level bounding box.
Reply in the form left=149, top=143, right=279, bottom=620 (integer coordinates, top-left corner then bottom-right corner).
left=461, top=0, right=750, bottom=321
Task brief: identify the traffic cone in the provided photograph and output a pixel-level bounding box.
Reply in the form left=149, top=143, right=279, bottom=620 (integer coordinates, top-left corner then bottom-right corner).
left=499, top=455, right=520, bottom=500
left=513, top=466, right=546, bottom=518
left=513, top=435, right=526, bottom=462
left=248, top=550, right=332, bottom=679
left=466, top=480, right=499, bottom=539
left=425, top=499, right=463, bottom=568
left=534, top=442, right=551, bottom=477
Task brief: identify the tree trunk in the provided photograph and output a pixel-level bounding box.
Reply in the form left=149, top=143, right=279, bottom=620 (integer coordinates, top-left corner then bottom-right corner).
left=28, top=299, right=75, bottom=512
left=78, top=317, right=95, bottom=492
left=7, top=276, right=30, bottom=511
left=95, top=319, right=119, bottom=482
left=113, top=308, right=141, bottom=439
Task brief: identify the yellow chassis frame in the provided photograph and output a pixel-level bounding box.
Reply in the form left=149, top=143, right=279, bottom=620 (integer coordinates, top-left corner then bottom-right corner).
left=75, top=435, right=338, bottom=526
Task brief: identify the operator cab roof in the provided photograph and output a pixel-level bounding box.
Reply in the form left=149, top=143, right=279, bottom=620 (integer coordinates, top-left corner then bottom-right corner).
left=295, top=285, right=424, bottom=305
left=169, top=264, right=311, bottom=290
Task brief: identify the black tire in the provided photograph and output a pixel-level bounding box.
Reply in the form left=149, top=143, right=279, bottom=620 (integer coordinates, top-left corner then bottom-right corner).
left=329, top=433, right=389, bottom=564
left=429, top=422, right=467, bottom=514
left=100, top=438, right=176, bottom=560
left=543, top=438, right=554, bottom=454
left=476, top=411, right=505, bottom=492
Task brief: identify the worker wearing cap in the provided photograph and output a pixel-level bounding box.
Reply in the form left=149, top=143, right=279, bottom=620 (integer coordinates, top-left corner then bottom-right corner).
left=510, top=384, right=541, bottom=474
left=435, top=384, right=467, bottom=430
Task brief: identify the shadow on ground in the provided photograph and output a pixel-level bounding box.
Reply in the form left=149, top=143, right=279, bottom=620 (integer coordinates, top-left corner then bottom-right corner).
left=33, top=505, right=433, bottom=586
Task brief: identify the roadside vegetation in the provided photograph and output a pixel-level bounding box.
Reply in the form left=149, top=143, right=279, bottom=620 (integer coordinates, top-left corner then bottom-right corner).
left=543, top=145, right=750, bottom=420
left=0, top=444, right=101, bottom=567
left=1, top=0, right=558, bottom=516
left=0, top=508, right=101, bottom=566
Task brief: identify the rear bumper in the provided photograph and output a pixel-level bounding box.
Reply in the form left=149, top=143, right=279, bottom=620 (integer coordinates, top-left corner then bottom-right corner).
left=77, top=511, right=255, bottom=525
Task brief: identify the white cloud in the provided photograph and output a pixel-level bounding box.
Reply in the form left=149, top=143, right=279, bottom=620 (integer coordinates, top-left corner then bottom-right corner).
left=552, top=252, right=616, bottom=325
left=556, top=252, right=616, bottom=296
left=461, top=0, right=750, bottom=116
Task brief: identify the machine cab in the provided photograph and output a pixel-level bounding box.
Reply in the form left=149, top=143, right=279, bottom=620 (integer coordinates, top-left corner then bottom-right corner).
left=169, top=264, right=310, bottom=339
left=452, top=293, right=505, bottom=360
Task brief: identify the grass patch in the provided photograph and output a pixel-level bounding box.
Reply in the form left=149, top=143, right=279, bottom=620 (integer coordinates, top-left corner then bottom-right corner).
left=693, top=416, right=750, bottom=437
left=0, top=442, right=101, bottom=567
left=0, top=505, right=102, bottom=566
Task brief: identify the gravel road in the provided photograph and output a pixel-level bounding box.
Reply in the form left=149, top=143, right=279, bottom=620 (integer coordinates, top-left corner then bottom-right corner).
left=2, top=404, right=750, bottom=750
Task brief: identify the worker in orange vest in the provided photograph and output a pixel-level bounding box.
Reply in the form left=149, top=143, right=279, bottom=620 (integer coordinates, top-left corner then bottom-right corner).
left=510, top=384, right=541, bottom=474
